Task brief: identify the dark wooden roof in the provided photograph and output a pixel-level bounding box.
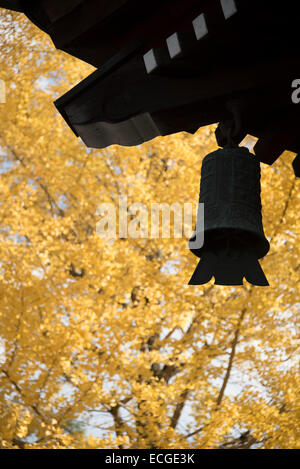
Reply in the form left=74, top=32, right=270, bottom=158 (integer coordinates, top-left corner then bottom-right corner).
left=1, top=0, right=300, bottom=173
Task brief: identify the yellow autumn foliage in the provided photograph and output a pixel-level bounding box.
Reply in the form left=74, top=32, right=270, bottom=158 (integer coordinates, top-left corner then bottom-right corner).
left=0, top=9, right=299, bottom=449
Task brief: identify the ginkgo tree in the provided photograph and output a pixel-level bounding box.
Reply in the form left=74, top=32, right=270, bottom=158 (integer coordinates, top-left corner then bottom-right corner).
left=0, top=9, right=299, bottom=449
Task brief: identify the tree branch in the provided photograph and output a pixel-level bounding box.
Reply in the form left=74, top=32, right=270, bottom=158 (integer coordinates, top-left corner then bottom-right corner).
left=171, top=389, right=189, bottom=429
left=216, top=307, right=247, bottom=407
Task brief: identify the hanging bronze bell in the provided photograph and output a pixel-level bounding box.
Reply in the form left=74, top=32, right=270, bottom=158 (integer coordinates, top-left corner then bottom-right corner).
left=189, top=145, right=269, bottom=286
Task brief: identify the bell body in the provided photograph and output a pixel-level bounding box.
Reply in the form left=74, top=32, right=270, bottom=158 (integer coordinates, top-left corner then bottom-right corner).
left=189, top=146, right=269, bottom=286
